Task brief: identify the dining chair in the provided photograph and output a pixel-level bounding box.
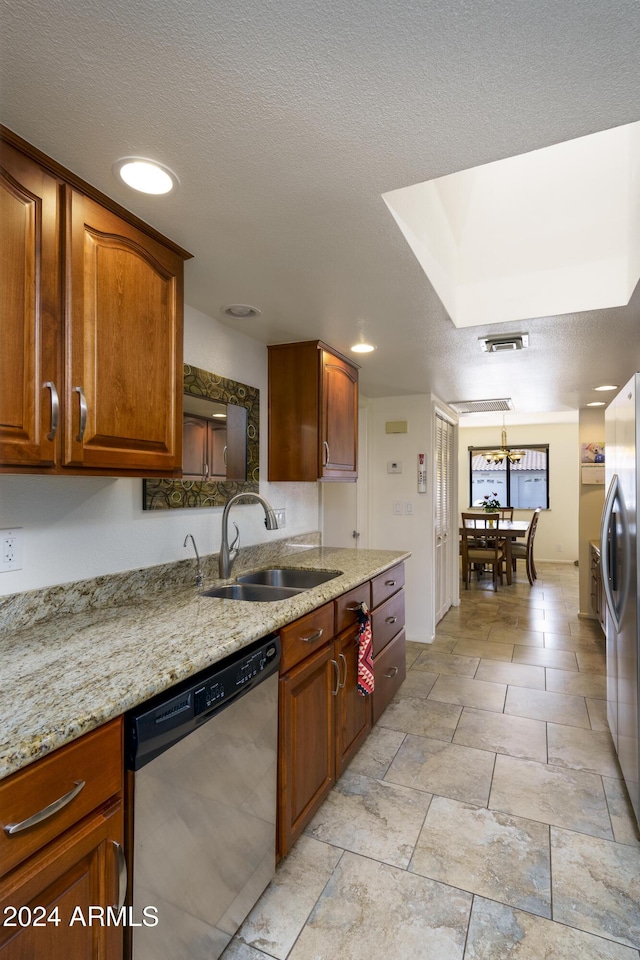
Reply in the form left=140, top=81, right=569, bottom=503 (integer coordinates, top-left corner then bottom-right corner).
left=511, top=508, right=541, bottom=584
left=460, top=513, right=507, bottom=591
left=498, top=507, right=514, bottom=520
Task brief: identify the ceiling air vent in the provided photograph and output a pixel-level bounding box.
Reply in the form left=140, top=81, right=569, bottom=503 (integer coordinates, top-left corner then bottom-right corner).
left=447, top=398, right=514, bottom=415
left=479, top=334, right=529, bottom=352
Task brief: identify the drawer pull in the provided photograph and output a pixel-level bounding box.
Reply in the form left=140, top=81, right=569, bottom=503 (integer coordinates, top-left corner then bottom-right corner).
left=4, top=779, right=86, bottom=836
left=301, top=628, right=324, bottom=644
left=112, top=840, right=128, bottom=909
left=74, top=386, right=87, bottom=442
left=385, top=579, right=397, bottom=587
left=385, top=616, right=398, bottom=624
left=384, top=666, right=399, bottom=679
left=346, top=603, right=364, bottom=612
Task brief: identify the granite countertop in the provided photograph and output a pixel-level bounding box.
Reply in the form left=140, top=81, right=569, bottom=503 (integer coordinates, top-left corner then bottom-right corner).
left=0, top=545, right=409, bottom=781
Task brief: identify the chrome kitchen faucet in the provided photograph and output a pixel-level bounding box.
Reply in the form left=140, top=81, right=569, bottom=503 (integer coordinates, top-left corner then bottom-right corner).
left=219, top=493, right=279, bottom=579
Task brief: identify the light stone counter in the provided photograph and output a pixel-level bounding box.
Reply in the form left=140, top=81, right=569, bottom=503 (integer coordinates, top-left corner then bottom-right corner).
left=0, top=543, right=409, bottom=781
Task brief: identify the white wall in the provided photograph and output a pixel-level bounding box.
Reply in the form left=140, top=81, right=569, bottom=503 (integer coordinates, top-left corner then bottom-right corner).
left=0, top=306, right=320, bottom=596
left=367, top=395, right=435, bottom=643
left=457, top=419, right=579, bottom=562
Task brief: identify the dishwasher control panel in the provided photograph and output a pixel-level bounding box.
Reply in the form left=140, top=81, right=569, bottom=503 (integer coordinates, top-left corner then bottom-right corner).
left=126, top=634, right=281, bottom=769
left=193, top=639, right=279, bottom=717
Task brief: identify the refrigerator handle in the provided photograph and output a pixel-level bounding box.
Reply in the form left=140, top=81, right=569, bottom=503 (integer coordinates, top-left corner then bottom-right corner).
left=600, top=474, right=618, bottom=624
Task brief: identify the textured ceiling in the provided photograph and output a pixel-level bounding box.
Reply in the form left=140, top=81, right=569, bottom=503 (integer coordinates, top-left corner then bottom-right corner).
left=2, top=0, right=640, bottom=414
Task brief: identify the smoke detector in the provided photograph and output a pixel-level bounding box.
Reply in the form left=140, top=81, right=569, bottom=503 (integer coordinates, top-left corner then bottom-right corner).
left=479, top=334, right=529, bottom=353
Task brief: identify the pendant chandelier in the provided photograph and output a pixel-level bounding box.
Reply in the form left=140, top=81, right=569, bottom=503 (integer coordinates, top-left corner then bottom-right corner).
left=483, top=420, right=525, bottom=464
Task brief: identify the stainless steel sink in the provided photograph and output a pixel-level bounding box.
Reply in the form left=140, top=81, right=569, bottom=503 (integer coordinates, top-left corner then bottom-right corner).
left=236, top=568, right=341, bottom=589
left=201, top=583, right=303, bottom=602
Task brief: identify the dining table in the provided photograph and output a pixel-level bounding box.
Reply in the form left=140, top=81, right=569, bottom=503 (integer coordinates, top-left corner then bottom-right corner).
left=459, top=517, right=531, bottom=586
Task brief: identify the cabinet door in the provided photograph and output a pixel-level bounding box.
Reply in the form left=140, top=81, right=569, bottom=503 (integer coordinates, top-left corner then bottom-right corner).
left=372, top=629, right=406, bottom=725
left=0, top=803, right=124, bottom=959
left=182, top=417, right=208, bottom=478
left=334, top=625, right=371, bottom=778
left=278, top=645, right=336, bottom=858
left=0, top=141, right=59, bottom=467
left=64, top=190, right=183, bottom=473
left=320, top=350, right=358, bottom=480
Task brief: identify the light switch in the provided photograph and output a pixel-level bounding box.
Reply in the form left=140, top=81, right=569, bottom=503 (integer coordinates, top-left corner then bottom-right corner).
left=393, top=500, right=403, bottom=515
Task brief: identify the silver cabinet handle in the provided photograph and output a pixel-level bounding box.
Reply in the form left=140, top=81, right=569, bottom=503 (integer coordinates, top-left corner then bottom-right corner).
left=203, top=462, right=209, bottom=479
left=4, top=780, right=85, bottom=835
left=384, top=666, right=399, bottom=679
left=385, top=579, right=397, bottom=586
left=223, top=445, right=228, bottom=466
left=345, top=603, right=364, bottom=611
left=301, top=628, right=324, bottom=644
left=74, top=386, right=87, bottom=442
left=323, top=441, right=330, bottom=465
left=385, top=616, right=398, bottom=624
left=43, top=381, right=59, bottom=440
left=338, top=653, right=347, bottom=689
left=331, top=658, right=340, bottom=696
left=111, top=840, right=127, bottom=909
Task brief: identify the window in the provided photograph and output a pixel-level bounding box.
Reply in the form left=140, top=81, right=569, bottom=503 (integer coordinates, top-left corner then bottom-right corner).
left=469, top=446, right=549, bottom=509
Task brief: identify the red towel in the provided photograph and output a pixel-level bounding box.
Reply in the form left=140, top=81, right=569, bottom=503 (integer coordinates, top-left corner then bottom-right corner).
left=355, top=602, right=374, bottom=696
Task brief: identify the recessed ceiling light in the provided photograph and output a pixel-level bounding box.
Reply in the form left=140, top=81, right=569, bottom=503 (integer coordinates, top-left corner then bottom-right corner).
left=222, top=304, right=261, bottom=319
left=113, top=157, right=179, bottom=195
left=593, top=384, right=618, bottom=391
left=586, top=401, right=606, bottom=407
left=351, top=343, right=376, bottom=354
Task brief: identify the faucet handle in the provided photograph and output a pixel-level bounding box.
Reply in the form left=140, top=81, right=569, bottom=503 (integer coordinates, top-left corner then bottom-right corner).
left=230, top=522, right=240, bottom=558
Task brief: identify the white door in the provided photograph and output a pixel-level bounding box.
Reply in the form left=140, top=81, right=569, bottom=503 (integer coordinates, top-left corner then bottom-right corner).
left=435, top=411, right=455, bottom=622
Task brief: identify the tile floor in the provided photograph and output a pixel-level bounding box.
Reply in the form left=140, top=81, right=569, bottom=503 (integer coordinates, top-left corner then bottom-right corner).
left=223, top=563, right=640, bottom=960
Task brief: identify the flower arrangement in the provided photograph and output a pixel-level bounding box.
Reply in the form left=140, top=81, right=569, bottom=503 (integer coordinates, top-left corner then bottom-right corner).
left=482, top=493, right=501, bottom=512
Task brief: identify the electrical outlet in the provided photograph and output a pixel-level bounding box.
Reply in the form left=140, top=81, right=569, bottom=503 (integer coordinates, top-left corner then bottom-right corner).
left=1, top=528, right=23, bottom=572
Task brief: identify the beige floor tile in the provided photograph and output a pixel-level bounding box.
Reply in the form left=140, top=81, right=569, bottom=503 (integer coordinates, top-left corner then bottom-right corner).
left=409, top=796, right=551, bottom=918
left=551, top=827, right=640, bottom=949
left=346, top=724, right=406, bottom=780
left=222, top=941, right=273, bottom=959
left=576, top=648, right=607, bottom=672
left=513, top=645, right=578, bottom=670
left=586, top=697, right=609, bottom=731
left=453, top=707, right=547, bottom=763
left=547, top=723, right=621, bottom=778
left=384, top=734, right=495, bottom=805
left=428, top=674, right=507, bottom=712
left=602, top=778, right=640, bottom=848
left=451, top=637, right=515, bottom=661
left=519, top=618, right=571, bottom=634
left=465, top=897, right=638, bottom=960
left=545, top=631, right=603, bottom=652
left=436, top=619, right=493, bottom=642
left=569, top=619, right=606, bottom=638
left=475, top=658, right=545, bottom=689
left=305, top=772, right=433, bottom=868
left=505, top=686, right=590, bottom=728
left=234, top=836, right=343, bottom=959
left=487, top=625, right=544, bottom=646
left=377, top=695, right=462, bottom=741
left=412, top=648, right=480, bottom=677
left=430, top=635, right=458, bottom=653
left=546, top=667, right=606, bottom=699
left=490, top=754, right=613, bottom=840
left=287, top=851, right=472, bottom=960
left=393, top=667, right=438, bottom=699
left=405, top=641, right=425, bottom=669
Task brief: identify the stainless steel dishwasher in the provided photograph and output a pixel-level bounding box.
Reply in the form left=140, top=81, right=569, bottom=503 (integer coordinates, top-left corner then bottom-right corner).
left=125, top=634, right=281, bottom=960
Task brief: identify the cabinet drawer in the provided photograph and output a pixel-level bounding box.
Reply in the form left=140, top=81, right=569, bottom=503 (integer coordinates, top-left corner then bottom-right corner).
left=372, top=629, right=406, bottom=725
left=0, top=718, right=122, bottom=878
left=335, top=582, right=372, bottom=634
left=280, top=602, right=335, bottom=673
left=371, top=589, right=405, bottom=657
left=371, top=563, right=405, bottom=609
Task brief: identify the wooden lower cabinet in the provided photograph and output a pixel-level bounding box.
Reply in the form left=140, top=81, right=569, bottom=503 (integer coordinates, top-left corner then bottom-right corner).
left=0, top=803, right=123, bottom=959
left=0, top=718, right=124, bottom=959
left=372, top=629, right=407, bottom=724
left=334, top=622, right=371, bottom=777
left=278, top=643, right=336, bottom=858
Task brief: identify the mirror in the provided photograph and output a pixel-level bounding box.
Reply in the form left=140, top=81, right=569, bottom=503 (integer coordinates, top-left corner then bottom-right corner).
left=143, top=364, right=259, bottom=510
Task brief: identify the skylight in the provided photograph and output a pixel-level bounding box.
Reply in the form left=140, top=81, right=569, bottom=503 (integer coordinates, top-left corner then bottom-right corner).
left=382, top=121, right=640, bottom=328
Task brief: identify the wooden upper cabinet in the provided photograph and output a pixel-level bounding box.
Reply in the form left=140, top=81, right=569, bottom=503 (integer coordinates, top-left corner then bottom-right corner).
left=64, top=191, right=183, bottom=472
left=0, top=126, right=191, bottom=476
left=0, top=140, right=60, bottom=467
left=268, top=340, right=358, bottom=482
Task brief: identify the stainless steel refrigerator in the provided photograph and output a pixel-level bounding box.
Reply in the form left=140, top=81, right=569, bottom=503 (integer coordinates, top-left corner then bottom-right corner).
left=601, top=372, right=640, bottom=827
